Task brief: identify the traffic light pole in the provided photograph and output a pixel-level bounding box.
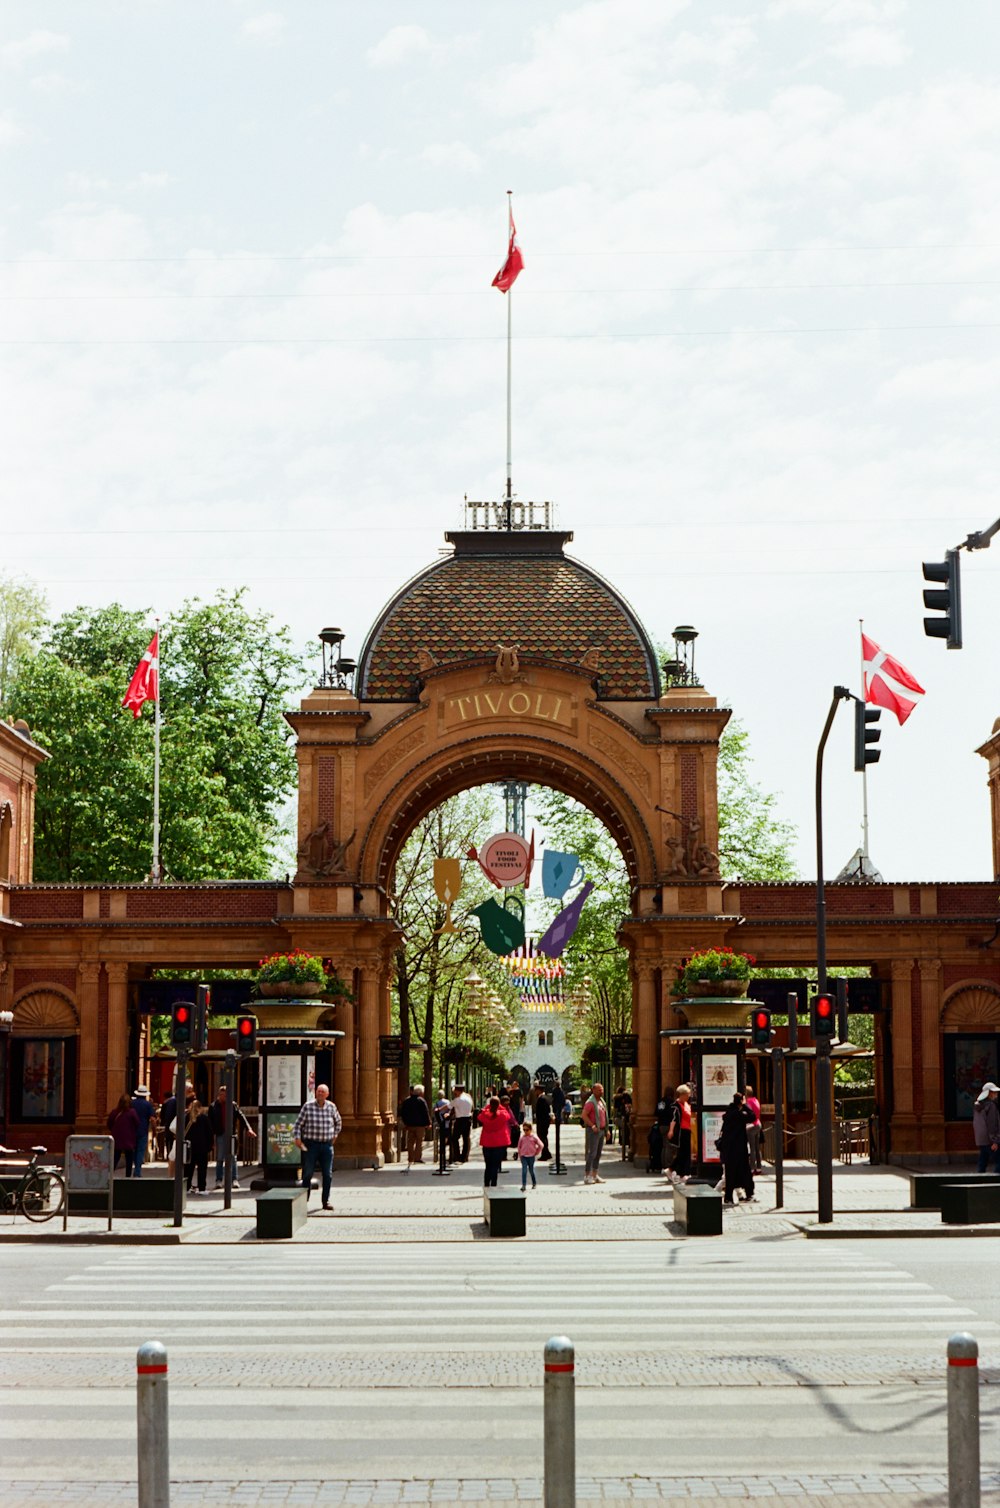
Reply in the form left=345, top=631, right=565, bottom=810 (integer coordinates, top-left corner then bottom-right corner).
left=172, top=1051, right=188, bottom=1229
left=223, top=1050, right=236, bottom=1212
left=772, top=1046, right=784, bottom=1210
left=815, top=686, right=850, bottom=1225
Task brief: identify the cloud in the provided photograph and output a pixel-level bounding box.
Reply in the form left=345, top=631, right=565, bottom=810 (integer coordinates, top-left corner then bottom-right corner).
left=0, top=114, right=26, bottom=147
left=0, top=30, right=70, bottom=68
left=241, top=12, right=286, bottom=44
left=828, top=25, right=909, bottom=66
left=420, top=142, right=482, bottom=175
left=366, top=24, right=468, bottom=69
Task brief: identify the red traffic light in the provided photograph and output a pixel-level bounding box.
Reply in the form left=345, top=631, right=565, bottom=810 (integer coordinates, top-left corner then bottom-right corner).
left=814, top=993, right=836, bottom=1038
left=753, top=1010, right=769, bottom=1029
left=175, top=1005, right=190, bottom=1024
left=237, top=1018, right=253, bottom=1038
left=816, top=997, right=833, bottom=1017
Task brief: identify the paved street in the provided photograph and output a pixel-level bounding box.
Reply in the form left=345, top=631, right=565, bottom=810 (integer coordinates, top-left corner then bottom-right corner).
left=1, top=1199, right=999, bottom=1505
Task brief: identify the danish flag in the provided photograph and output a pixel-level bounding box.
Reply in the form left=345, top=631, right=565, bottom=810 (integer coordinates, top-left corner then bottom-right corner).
left=862, top=634, right=924, bottom=725
left=492, top=197, right=524, bottom=293
left=122, top=633, right=159, bottom=719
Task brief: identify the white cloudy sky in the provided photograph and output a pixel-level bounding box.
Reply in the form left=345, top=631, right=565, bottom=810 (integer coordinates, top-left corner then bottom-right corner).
left=2, top=0, right=1000, bottom=883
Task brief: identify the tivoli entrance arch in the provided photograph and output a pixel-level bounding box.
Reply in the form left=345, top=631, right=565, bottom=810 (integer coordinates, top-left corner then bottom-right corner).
left=290, top=525, right=731, bottom=1162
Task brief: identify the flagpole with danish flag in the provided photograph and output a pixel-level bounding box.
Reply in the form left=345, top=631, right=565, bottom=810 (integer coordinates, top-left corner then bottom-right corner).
left=121, top=623, right=162, bottom=884
left=492, top=190, right=524, bottom=530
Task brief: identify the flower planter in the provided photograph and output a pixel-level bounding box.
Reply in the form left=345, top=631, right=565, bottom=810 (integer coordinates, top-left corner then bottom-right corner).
left=684, top=979, right=749, bottom=999
left=257, top=981, right=323, bottom=999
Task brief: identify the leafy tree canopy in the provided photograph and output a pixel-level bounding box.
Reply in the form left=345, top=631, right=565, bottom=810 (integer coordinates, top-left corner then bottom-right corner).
left=8, top=590, right=311, bottom=882
left=0, top=573, right=47, bottom=712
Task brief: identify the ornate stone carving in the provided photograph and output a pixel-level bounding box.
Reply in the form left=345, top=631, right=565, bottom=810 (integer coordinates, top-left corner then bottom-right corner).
left=417, top=647, right=439, bottom=672
left=13, top=988, right=79, bottom=1034
left=580, top=646, right=603, bottom=671
left=297, top=822, right=357, bottom=878
left=588, top=725, right=651, bottom=798
left=491, top=644, right=522, bottom=684
left=363, top=728, right=427, bottom=800
left=941, top=984, right=1000, bottom=1030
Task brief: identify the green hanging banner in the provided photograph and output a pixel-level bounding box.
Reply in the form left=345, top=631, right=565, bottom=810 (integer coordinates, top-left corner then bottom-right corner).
left=471, top=895, right=526, bottom=955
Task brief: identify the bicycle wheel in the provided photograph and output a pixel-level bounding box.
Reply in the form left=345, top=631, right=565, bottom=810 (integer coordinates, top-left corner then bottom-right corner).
left=21, top=1170, right=66, bottom=1222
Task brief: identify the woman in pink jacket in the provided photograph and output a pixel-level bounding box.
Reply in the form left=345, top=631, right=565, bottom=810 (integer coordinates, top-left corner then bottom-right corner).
left=478, top=1096, right=515, bottom=1187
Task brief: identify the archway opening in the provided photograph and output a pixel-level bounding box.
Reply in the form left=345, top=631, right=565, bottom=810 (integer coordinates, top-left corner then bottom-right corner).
left=386, top=779, right=634, bottom=1117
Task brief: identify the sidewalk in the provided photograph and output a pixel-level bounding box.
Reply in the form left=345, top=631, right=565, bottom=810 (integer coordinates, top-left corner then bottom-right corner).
left=5, top=1470, right=995, bottom=1505
left=4, top=1136, right=996, bottom=1242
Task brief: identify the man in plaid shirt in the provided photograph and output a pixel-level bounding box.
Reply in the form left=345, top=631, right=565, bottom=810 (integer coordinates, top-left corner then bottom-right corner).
left=293, top=1084, right=342, bottom=1211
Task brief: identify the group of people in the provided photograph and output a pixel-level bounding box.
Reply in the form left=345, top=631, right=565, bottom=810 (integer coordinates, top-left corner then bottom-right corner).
left=651, top=1082, right=764, bottom=1206
left=105, top=1082, right=257, bottom=1194
left=398, top=1079, right=559, bottom=1170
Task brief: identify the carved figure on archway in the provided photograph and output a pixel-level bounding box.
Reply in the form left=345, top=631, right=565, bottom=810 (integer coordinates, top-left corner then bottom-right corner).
left=299, top=820, right=331, bottom=874
left=580, top=646, right=603, bottom=671
left=319, top=829, right=357, bottom=879
left=492, top=644, right=521, bottom=684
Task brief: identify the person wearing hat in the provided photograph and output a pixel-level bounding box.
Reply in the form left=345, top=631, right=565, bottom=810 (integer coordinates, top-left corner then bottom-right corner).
left=973, top=1082, right=1000, bottom=1173
left=130, top=1084, right=159, bottom=1180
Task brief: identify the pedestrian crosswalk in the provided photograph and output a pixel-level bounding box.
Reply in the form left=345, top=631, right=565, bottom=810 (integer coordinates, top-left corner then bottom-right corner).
left=2, top=1242, right=996, bottom=1486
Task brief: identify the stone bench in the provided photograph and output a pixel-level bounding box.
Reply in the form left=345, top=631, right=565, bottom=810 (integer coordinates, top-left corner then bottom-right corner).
left=940, top=1182, right=1000, bottom=1225
left=484, top=1188, right=526, bottom=1238
left=673, top=1182, right=723, bottom=1236
left=256, top=1188, right=308, bottom=1239
left=909, top=1172, right=999, bottom=1209
left=67, top=1177, right=179, bottom=1217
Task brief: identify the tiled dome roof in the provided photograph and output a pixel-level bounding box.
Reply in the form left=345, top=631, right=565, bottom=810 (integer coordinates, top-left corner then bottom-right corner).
left=357, top=531, right=660, bottom=701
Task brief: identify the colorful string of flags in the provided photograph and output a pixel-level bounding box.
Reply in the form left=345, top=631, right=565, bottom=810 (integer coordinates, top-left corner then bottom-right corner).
left=433, top=829, right=593, bottom=1001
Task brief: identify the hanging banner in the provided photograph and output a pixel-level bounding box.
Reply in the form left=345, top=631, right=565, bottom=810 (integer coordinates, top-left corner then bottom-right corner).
left=433, top=857, right=462, bottom=934
left=471, top=896, right=526, bottom=955
left=469, top=831, right=532, bottom=889
left=536, top=881, right=595, bottom=958
left=542, top=849, right=584, bottom=900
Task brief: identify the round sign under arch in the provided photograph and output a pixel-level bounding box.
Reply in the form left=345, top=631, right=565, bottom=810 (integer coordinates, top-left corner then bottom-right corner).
left=480, top=831, right=531, bottom=888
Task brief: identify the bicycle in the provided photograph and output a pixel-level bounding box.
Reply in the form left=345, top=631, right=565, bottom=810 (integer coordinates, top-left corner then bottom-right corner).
left=0, top=1144, right=67, bottom=1222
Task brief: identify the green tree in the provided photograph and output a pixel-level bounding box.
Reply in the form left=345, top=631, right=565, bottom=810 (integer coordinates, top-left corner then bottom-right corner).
left=717, top=719, right=797, bottom=881
left=8, top=592, right=311, bottom=881
left=0, top=574, right=47, bottom=713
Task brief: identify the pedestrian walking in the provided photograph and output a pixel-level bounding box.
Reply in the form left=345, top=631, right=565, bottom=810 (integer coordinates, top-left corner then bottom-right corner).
left=535, top=1087, right=552, bottom=1161
left=744, top=1086, right=763, bottom=1172
left=477, top=1095, right=514, bottom=1187
left=208, top=1085, right=256, bottom=1190
left=666, top=1084, right=693, bottom=1183
left=160, top=1089, right=178, bottom=1163
left=107, top=1093, right=141, bottom=1177
left=292, top=1084, right=342, bottom=1211
left=400, top=1084, right=432, bottom=1167
left=718, top=1092, right=757, bottom=1205
left=185, top=1100, right=213, bottom=1195
left=581, top=1082, right=609, bottom=1184
left=499, top=1094, right=514, bottom=1163
left=450, top=1083, right=473, bottom=1163
left=130, top=1085, right=158, bottom=1178
left=518, top=1120, right=544, bottom=1190
left=433, top=1088, right=452, bottom=1161
left=973, top=1081, right=1000, bottom=1172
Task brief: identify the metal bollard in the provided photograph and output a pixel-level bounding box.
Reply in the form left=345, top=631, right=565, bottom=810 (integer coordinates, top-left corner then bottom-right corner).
left=137, top=1340, right=170, bottom=1508
left=947, top=1332, right=980, bottom=1508
left=544, top=1335, right=575, bottom=1508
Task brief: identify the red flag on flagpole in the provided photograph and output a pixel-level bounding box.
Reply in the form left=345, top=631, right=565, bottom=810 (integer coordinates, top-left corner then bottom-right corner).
left=122, top=633, right=159, bottom=719
left=492, top=201, right=524, bottom=293
left=862, top=633, right=924, bottom=725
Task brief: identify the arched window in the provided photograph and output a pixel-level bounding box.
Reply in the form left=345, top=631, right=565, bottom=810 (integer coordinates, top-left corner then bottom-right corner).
left=519, top=1030, right=526, bottom=1046
left=546, top=1030, right=554, bottom=1046
left=538, top=1030, right=545, bottom=1046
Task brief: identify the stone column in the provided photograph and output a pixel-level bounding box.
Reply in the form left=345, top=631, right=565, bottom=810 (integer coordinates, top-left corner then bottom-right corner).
left=77, top=961, right=102, bottom=1129
left=333, top=992, right=355, bottom=1120
left=356, top=963, right=381, bottom=1130
left=105, top=962, right=130, bottom=1113
left=919, top=959, right=945, bottom=1155
left=633, top=961, right=658, bottom=1133
left=890, top=958, right=918, bottom=1155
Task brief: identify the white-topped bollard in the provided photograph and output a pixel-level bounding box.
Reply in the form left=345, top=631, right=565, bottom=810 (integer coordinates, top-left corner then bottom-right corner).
left=137, top=1340, right=170, bottom=1508
left=544, top=1335, right=575, bottom=1508
left=947, top=1332, right=979, bottom=1508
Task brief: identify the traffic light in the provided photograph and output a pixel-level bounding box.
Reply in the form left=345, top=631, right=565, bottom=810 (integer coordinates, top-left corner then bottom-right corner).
left=193, top=983, right=211, bottom=1052
left=235, top=1014, right=257, bottom=1056
left=171, top=1001, right=193, bottom=1049
left=751, top=1007, right=772, bottom=1048
left=922, top=550, right=962, bottom=649
left=854, top=703, right=881, bottom=772
left=813, top=992, right=836, bottom=1040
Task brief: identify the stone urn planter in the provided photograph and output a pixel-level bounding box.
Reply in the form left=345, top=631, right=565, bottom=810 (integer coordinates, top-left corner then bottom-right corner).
left=252, top=1000, right=341, bottom=1031
left=684, top=979, right=749, bottom=999
left=257, top=981, right=323, bottom=999
left=671, top=995, right=755, bottom=1032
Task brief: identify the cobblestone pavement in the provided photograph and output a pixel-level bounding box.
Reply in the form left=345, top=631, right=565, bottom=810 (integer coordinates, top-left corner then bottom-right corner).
left=4, top=1472, right=997, bottom=1504
left=3, top=1156, right=964, bottom=1244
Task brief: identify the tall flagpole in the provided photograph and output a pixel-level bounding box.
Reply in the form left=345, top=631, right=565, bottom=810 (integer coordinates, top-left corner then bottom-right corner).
left=859, top=618, right=869, bottom=862
left=151, top=619, right=161, bottom=884
left=505, top=189, right=513, bottom=530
